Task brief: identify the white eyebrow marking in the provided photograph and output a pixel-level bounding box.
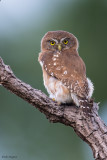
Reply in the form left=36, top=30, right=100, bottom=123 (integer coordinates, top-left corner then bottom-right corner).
left=51, top=39, right=58, bottom=43
left=60, top=37, right=68, bottom=43
left=54, top=63, right=56, bottom=66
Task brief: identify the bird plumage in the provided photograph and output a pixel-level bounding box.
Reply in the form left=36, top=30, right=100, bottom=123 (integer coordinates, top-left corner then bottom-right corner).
left=38, top=30, right=94, bottom=112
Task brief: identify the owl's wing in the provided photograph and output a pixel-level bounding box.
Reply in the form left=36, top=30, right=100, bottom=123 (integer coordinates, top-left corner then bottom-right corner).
left=40, top=51, right=89, bottom=98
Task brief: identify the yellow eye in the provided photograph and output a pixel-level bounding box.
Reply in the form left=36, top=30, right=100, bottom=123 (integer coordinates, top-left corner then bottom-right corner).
left=50, top=41, right=55, bottom=45
left=63, top=39, right=68, bottom=45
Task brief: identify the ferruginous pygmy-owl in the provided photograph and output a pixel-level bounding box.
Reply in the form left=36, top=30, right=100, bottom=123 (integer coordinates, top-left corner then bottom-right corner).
left=38, top=30, right=94, bottom=111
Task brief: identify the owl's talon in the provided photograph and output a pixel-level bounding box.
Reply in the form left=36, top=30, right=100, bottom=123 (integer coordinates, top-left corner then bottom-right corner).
left=52, top=98, right=56, bottom=102
left=52, top=98, right=61, bottom=105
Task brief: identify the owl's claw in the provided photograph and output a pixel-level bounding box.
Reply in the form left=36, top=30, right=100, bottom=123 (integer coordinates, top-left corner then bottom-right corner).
left=52, top=98, right=61, bottom=105
left=52, top=98, right=55, bottom=102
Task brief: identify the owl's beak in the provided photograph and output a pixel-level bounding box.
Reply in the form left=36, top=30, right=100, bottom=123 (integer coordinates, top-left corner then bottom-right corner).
left=57, top=44, right=62, bottom=51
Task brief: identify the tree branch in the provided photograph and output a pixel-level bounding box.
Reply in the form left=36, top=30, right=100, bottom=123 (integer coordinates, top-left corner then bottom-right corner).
left=0, top=57, right=107, bottom=160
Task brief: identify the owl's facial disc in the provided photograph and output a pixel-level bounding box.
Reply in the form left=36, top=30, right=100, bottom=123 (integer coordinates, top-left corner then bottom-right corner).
left=49, top=38, right=69, bottom=51
left=46, top=37, right=74, bottom=52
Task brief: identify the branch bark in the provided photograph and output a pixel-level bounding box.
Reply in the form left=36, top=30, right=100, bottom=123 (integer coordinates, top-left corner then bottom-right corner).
left=0, top=57, right=107, bottom=160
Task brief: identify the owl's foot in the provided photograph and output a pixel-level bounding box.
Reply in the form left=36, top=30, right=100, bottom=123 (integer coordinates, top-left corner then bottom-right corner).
left=52, top=98, right=61, bottom=105
left=52, top=98, right=56, bottom=102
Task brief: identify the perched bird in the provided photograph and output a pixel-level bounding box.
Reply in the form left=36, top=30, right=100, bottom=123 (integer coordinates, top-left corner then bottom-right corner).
left=38, top=30, right=94, bottom=111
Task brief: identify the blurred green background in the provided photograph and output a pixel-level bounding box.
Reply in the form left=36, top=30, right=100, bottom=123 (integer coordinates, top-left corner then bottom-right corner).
left=0, top=0, right=107, bottom=160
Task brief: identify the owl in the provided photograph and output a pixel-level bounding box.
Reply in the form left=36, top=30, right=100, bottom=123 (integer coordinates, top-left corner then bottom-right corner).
left=38, top=30, right=94, bottom=111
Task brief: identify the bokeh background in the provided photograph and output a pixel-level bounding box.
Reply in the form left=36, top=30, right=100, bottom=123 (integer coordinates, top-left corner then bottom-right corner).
left=0, top=0, right=107, bottom=160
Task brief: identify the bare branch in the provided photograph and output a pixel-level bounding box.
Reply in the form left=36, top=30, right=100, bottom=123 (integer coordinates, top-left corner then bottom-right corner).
left=0, top=57, right=107, bottom=160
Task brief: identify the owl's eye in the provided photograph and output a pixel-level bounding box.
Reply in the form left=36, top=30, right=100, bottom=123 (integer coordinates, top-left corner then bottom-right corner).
left=63, top=39, right=68, bottom=45
left=50, top=41, right=56, bottom=45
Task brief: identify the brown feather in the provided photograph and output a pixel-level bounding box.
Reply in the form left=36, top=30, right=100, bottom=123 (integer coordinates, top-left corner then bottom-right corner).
left=38, top=31, right=94, bottom=113
left=39, top=49, right=89, bottom=98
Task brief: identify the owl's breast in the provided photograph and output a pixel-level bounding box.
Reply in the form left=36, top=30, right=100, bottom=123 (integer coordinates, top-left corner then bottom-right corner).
left=39, top=50, right=86, bottom=83
left=42, top=68, right=72, bottom=103
left=40, top=51, right=63, bottom=76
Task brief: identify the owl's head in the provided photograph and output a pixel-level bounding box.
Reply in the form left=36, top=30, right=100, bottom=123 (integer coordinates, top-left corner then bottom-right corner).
left=41, top=30, right=79, bottom=52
